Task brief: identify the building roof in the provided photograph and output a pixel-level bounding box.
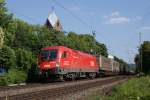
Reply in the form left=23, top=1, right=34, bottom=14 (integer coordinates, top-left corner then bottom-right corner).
left=45, top=11, right=62, bottom=31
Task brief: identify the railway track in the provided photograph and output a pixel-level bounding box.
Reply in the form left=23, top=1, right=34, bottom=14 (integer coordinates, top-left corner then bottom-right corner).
left=0, top=75, right=132, bottom=100
left=0, top=82, right=63, bottom=92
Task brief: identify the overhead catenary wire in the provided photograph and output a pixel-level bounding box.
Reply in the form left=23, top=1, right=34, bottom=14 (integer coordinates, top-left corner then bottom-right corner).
left=50, top=1, right=150, bottom=64
left=51, top=0, right=113, bottom=45
left=46, top=0, right=110, bottom=45
left=51, top=0, right=94, bottom=32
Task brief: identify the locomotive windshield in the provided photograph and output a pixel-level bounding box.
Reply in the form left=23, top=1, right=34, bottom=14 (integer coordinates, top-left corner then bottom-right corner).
left=40, top=49, right=58, bottom=61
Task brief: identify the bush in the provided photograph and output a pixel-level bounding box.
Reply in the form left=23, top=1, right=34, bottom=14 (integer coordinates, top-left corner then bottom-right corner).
left=0, top=69, right=27, bottom=85
left=85, top=76, right=150, bottom=100
left=106, top=76, right=150, bottom=100
left=15, top=48, right=36, bottom=72
left=6, top=69, right=27, bottom=84
left=0, top=75, right=7, bottom=85
left=0, top=45, right=16, bottom=70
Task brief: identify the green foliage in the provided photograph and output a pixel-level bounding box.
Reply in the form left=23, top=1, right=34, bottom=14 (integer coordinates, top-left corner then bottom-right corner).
left=67, top=32, right=108, bottom=56
left=142, top=41, right=150, bottom=74
left=0, top=45, right=16, bottom=70
left=6, top=69, right=27, bottom=84
left=0, top=69, right=27, bottom=85
left=107, top=76, right=150, bottom=100
left=85, top=76, right=150, bottom=100
left=4, top=20, right=17, bottom=46
left=95, top=42, right=108, bottom=57
left=0, top=0, right=12, bottom=47
left=15, top=48, right=36, bottom=72
left=67, top=32, right=80, bottom=49
left=12, top=19, right=35, bottom=48
left=0, top=27, right=4, bottom=48
left=0, top=0, right=15, bottom=47
left=135, top=41, right=150, bottom=74
left=0, top=75, right=7, bottom=85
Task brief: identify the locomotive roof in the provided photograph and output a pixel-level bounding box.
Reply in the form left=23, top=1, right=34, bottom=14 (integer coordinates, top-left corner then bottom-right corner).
left=41, top=46, right=70, bottom=50
left=41, top=46, right=95, bottom=58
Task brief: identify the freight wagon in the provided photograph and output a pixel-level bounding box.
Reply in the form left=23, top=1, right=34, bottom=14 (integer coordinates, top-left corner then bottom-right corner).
left=98, top=55, right=120, bottom=76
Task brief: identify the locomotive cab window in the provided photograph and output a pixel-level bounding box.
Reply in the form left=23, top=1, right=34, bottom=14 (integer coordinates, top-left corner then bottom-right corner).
left=40, top=49, right=58, bottom=61
left=61, top=51, right=68, bottom=58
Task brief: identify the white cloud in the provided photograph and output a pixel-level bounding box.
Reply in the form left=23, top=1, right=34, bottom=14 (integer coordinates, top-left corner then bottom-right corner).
left=103, top=11, right=119, bottom=18
left=110, top=11, right=120, bottom=17
left=106, top=16, right=130, bottom=24
left=104, top=11, right=130, bottom=24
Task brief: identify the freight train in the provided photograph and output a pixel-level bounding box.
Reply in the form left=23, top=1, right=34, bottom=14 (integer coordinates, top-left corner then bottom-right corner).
left=38, top=46, right=126, bottom=80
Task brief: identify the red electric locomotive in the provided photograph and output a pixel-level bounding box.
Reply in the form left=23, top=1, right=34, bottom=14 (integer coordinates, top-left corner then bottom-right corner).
left=38, top=46, right=99, bottom=80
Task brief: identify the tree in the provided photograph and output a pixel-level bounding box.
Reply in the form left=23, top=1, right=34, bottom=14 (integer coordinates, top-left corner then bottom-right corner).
left=67, top=32, right=108, bottom=56
left=135, top=41, right=150, bottom=74
left=0, top=0, right=15, bottom=47
left=4, top=20, right=17, bottom=47
left=0, top=45, right=16, bottom=70
left=12, top=19, right=35, bottom=48
left=0, top=27, right=4, bottom=48
left=15, top=48, right=36, bottom=72
left=95, top=42, right=108, bottom=57
left=0, top=0, right=13, bottom=29
left=141, top=41, right=150, bottom=73
left=134, top=54, right=140, bottom=73
left=67, top=32, right=80, bottom=49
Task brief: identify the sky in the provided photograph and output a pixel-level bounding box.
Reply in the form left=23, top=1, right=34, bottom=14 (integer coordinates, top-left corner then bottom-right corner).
left=6, top=0, right=150, bottom=63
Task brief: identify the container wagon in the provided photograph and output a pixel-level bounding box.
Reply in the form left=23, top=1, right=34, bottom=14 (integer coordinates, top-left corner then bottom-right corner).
left=98, top=55, right=120, bottom=76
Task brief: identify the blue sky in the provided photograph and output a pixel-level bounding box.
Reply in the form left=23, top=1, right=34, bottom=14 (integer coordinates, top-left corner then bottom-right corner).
left=6, top=0, right=150, bottom=63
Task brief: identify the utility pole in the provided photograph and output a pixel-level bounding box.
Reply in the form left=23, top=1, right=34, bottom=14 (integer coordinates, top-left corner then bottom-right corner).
left=139, top=32, right=142, bottom=73
left=92, top=30, right=96, bottom=55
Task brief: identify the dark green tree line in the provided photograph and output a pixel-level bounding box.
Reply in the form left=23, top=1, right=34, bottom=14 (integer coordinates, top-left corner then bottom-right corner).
left=135, top=41, right=150, bottom=74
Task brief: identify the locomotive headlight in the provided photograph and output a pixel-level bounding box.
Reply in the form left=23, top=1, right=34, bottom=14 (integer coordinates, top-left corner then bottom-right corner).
left=56, top=62, right=60, bottom=67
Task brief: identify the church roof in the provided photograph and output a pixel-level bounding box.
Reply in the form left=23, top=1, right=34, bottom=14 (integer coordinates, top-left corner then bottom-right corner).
left=45, top=11, right=62, bottom=31
left=47, top=12, right=58, bottom=27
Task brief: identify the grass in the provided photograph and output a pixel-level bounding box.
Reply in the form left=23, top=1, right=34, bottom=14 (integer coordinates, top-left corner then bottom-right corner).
left=85, top=76, right=150, bottom=100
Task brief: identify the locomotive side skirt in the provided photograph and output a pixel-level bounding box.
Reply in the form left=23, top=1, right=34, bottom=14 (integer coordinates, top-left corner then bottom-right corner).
left=41, top=67, right=98, bottom=75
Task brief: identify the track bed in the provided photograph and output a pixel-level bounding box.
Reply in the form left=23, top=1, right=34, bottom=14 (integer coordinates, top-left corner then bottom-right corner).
left=0, top=75, right=132, bottom=100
